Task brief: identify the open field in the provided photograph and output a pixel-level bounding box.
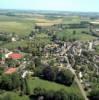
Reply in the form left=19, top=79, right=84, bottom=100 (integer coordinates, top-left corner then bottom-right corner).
left=63, top=16, right=91, bottom=24
left=57, top=28, right=96, bottom=41
left=0, top=77, right=83, bottom=100
left=1, top=40, right=28, bottom=49
left=28, top=77, right=83, bottom=98
left=0, top=15, right=63, bottom=35
left=0, top=15, right=34, bottom=36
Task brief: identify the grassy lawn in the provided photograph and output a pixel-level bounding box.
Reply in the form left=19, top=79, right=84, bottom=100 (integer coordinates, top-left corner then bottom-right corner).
left=57, top=29, right=96, bottom=41
left=28, top=77, right=83, bottom=97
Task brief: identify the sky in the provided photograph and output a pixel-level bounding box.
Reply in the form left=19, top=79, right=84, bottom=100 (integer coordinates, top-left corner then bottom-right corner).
left=0, top=0, right=99, bottom=12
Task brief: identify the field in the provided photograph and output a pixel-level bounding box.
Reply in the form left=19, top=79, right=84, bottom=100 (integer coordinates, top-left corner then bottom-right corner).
left=1, top=40, right=28, bottom=49
left=28, top=77, right=83, bottom=98
left=0, top=77, right=83, bottom=100
left=0, top=14, right=95, bottom=40
left=1, top=33, right=51, bottom=49
left=0, top=15, right=63, bottom=36
left=57, top=28, right=96, bottom=41
left=63, top=16, right=91, bottom=24
left=0, top=15, right=34, bottom=36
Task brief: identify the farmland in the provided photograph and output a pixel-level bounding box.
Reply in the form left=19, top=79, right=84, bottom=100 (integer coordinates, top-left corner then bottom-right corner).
left=0, top=10, right=99, bottom=100
left=57, top=28, right=96, bottom=41
left=0, top=15, right=62, bottom=36
left=0, top=15, right=34, bottom=36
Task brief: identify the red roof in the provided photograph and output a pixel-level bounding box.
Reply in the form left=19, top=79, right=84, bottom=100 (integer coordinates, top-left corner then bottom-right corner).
left=9, top=53, right=23, bottom=59
left=4, top=68, right=17, bottom=74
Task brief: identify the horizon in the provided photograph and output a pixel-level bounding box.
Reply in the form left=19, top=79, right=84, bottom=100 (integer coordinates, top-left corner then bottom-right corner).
left=0, top=0, right=99, bottom=12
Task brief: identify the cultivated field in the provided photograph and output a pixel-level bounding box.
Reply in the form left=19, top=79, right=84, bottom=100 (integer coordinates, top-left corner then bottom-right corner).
left=0, top=15, right=63, bottom=35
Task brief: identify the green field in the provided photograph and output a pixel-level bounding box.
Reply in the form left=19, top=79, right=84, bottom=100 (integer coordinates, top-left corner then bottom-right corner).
left=0, top=15, right=95, bottom=41
left=57, top=29, right=96, bottom=41
left=63, top=16, right=91, bottom=24
left=1, top=33, right=51, bottom=49
left=1, top=40, right=28, bottom=49
left=0, top=15, right=34, bottom=36
left=28, top=77, right=83, bottom=97
left=0, top=77, right=83, bottom=100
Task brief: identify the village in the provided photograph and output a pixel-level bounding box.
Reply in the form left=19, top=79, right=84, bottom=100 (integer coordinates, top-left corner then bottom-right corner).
left=0, top=22, right=99, bottom=100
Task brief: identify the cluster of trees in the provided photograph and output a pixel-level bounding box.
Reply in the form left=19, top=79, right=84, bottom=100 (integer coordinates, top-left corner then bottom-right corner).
left=51, top=22, right=88, bottom=30
left=0, top=73, right=21, bottom=90
left=88, top=89, right=99, bottom=100
left=0, top=34, right=10, bottom=42
left=35, top=66, right=75, bottom=86
left=30, top=87, right=83, bottom=100
left=5, top=58, right=20, bottom=68
left=0, top=67, right=4, bottom=75
left=20, top=78, right=31, bottom=95
left=0, top=72, right=31, bottom=96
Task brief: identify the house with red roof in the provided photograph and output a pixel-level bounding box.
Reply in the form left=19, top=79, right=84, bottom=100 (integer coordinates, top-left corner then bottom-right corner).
left=4, top=68, right=17, bottom=74
left=8, top=53, right=23, bottom=60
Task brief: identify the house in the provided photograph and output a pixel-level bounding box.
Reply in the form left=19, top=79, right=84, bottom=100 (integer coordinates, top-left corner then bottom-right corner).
left=8, top=53, right=23, bottom=60
left=22, top=70, right=33, bottom=78
left=5, top=52, right=13, bottom=58
left=11, top=37, right=16, bottom=42
left=4, top=68, right=17, bottom=74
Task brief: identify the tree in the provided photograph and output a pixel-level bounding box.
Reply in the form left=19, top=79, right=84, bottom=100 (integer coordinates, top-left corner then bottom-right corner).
left=42, top=66, right=57, bottom=81
left=0, top=67, right=4, bottom=75
left=56, top=69, right=75, bottom=86
left=25, top=78, right=31, bottom=95
left=54, top=89, right=67, bottom=100
left=73, top=30, right=76, bottom=35
left=0, top=73, right=21, bottom=91
left=45, top=90, right=55, bottom=100
left=34, top=87, right=46, bottom=97
left=0, top=74, right=12, bottom=90
left=20, top=79, right=26, bottom=95
left=11, top=73, right=21, bottom=90
left=89, top=89, right=99, bottom=100
left=34, top=57, right=41, bottom=67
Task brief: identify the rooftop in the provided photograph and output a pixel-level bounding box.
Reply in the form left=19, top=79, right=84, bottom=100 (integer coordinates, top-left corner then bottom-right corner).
left=8, top=53, right=23, bottom=59
left=4, top=68, right=17, bottom=74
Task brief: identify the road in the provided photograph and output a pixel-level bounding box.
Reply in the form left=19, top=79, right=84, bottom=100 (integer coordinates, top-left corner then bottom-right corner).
left=65, top=53, right=88, bottom=100
left=68, top=65, right=88, bottom=100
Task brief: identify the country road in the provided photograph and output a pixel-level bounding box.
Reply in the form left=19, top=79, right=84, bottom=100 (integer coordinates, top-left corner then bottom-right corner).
left=64, top=52, right=88, bottom=100
left=69, top=67, right=88, bottom=100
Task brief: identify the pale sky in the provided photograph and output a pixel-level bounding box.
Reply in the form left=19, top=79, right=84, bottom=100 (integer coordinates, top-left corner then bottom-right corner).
left=0, top=0, right=99, bottom=12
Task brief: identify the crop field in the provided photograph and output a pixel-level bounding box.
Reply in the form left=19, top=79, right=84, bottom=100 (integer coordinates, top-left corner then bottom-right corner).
left=0, top=15, right=63, bottom=36
left=0, top=15, right=34, bottom=36
left=63, top=16, right=91, bottom=24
